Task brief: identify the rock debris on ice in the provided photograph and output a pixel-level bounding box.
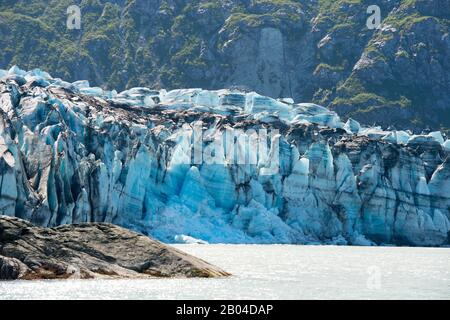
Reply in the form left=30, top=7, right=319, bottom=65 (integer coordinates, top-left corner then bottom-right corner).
left=0, top=66, right=449, bottom=246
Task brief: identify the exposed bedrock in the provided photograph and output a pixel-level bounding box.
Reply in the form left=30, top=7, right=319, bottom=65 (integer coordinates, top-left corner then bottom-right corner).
left=0, top=216, right=230, bottom=280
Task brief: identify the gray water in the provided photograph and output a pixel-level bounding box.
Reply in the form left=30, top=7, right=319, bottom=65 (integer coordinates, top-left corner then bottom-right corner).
left=0, top=245, right=449, bottom=300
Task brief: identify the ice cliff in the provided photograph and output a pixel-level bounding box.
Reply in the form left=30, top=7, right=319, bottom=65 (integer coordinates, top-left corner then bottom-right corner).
left=0, top=66, right=449, bottom=246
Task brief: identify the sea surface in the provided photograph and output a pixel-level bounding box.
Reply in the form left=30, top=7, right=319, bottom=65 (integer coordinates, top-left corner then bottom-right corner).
left=1, top=245, right=449, bottom=300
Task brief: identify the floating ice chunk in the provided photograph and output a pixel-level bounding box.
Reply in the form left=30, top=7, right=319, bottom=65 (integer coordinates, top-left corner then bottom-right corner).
left=0, top=69, right=7, bottom=77
left=344, top=118, right=361, bottom=134
left=174, top=234, right=209, bottom=244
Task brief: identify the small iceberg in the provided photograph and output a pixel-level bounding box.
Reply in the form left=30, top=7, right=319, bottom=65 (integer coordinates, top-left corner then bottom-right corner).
left=174, top=234, right=209, bottom=245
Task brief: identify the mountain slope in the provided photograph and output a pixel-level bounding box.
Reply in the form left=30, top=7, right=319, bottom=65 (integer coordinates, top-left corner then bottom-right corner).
left=0, top=0, right=449, bottom=132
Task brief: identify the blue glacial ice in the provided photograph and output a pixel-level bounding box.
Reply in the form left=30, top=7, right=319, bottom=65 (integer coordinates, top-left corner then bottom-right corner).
left=0, top=66, right=449, bottom=246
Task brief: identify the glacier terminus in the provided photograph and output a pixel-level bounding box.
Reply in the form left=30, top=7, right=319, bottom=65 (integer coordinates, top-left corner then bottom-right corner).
left=0, top=66, right=449, bottom=247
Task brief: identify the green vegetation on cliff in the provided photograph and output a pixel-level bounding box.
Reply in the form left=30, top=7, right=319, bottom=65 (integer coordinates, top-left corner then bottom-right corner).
left=0, top=0, right=448, bottom=131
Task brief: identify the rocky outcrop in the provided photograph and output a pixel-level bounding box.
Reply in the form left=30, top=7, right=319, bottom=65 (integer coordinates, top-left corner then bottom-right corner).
left=0, top=216, right=230, bottom=280
left=0, top=67, right=449, bottom=247
left=330, top=1, right=450, bottom=131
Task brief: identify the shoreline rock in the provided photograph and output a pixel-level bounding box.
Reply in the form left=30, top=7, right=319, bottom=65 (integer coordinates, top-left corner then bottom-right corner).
left=0, top=216, right=230, bottom=280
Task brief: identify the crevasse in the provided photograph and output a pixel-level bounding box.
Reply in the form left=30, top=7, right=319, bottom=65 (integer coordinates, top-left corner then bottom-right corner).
left=0, top=66, right=449, bottom=246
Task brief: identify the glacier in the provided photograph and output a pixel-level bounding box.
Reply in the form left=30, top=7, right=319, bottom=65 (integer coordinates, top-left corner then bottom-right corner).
left=0, top=66, right=449, bottom=246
